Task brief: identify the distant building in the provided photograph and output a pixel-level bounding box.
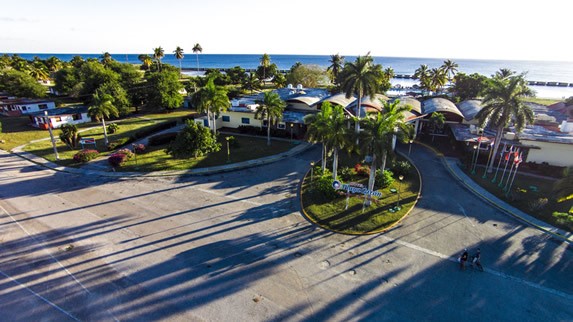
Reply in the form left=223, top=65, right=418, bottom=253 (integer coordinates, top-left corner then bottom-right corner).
left=0, top=98, right=56, bottom=116
left=29, top=106, right=90, bottom=129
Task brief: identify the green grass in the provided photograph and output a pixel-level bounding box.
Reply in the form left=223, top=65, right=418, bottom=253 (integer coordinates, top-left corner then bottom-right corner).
left=523, top=97, right=561, bottom=106
left=118, top=135, right=294, bottom=172
left=463, top=166, right=573, bottom=232
left=0, top=116, right=57, bottom=151
left=301, top=158, right=420, bottom=234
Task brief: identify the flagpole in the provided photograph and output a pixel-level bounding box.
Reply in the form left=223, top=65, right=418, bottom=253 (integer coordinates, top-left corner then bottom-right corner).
left=504, top=158, right=516, bottom=192
left=482, top=140, right=494, bottom=179
left=498, top=145, right=513, bottom=188
left=491, top=142, right=506, bottom=183
left=504, top=148, right=519, bottom=192
left=471, top=143, right=479, bottom=174
left=506, top=152, right=522, bottom=196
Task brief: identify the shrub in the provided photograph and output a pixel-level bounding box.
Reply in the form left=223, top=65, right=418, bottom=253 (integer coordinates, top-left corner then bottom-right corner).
left=528, top=197, right=549, bottom=211
left=313, top=175, right=338, bottom=199
left=375, top=169, right=395, bottom=189
left=107, top=137, right=134, bottom=150
left=116, top=148, right=134, bottom=160
left=107, top=123, right=119, bottom=134
left=553, top=212, right=573, bottom=224
left=133, top=143, right=146, bottom=153
left=59, top=124, right=80, bottom=149
left=392, top=161, right=412, bottom=178
left=339, top=167, right=353, bottom=181
left=167, top=120, right=221, bottom=158
left=73, top=149, right=99, bottom=163
left=108, top=153, right=128, bottom=167
left=148, top=132, right=178, bottom=146
left=354, top=163, right=370, bottom=177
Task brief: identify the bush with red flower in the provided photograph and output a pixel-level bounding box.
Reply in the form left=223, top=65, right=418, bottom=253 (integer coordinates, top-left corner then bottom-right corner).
left=133, top=143, right=146, bottom=154
left=73, top=149, right=99, bottom=163
left=108, top=148, right=134, bottom=167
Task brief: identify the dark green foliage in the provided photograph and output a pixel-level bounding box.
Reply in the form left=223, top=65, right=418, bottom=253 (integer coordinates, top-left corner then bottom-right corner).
left=0, top=70, right=46, bottom=98
left=391, top=160, right=412, bottom=178
left=167, top=120, right=221, bottom=158
left=73, top=149, right=99, bottom=163
left=313, top=175, right=338, bottom=199
left=226, top=135, right=240, bottom=148
left=204, top=69, right=231, bottom=86
left=144, top=70, right=184, bottom=110
left=107, top=123, right=119, bottom=134
left=339, top=167, right=353, bottom=181
left=375, top=169, right=394, bottom=189
left=451, top=72, right=489, bottom=101
left=148, top=132, right=177, bottom=146
left=131, top=121, right=177, bottom=140
left=286, top=64, right=328, bottom=88
left=53, top=68, right=80, bottom=95
left=59, top=124, right=81, bottom=149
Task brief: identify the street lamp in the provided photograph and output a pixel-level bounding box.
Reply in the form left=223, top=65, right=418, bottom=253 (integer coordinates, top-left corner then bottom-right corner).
left=225, top=136, right=231, bottom=163
left=290, top=123, right=294, bottom=143
left=408, top=139, right=414, bottom=156
left=471, top=144, right=478, bottom=174
left=310, top=161, right=315, bottom=181
left=44, top=111, right=59, bottom=160
left=396, top=175, right=404, bottom=210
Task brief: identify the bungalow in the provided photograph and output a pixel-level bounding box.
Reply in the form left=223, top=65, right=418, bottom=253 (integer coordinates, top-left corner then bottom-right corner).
left=0, top=98, right=56, bottom=116
left=30, top=106, right=90, bottom=129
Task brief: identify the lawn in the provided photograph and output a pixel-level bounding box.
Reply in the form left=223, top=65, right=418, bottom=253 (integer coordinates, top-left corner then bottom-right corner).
left=118, top=135, right=294, bottom=172
left=301, top=155, right=420, bottom=234
left=462, top=166, right=573, bottom=233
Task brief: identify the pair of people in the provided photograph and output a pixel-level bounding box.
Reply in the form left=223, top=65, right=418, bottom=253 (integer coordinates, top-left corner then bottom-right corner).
left=459, top=248, right=481, bottom=270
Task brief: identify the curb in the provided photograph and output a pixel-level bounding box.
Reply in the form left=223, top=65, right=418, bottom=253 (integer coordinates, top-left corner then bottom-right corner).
left=415, top=142, right=572, bottom=245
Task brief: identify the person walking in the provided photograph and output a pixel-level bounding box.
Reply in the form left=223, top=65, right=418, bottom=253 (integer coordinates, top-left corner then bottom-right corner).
left=459, top=249, right=469, bottom=270
left=471, top=248, right=483, bottom=271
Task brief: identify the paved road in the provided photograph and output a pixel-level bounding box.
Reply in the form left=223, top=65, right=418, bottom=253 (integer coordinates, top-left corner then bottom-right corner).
left=0, top=144, right=571, bottom=321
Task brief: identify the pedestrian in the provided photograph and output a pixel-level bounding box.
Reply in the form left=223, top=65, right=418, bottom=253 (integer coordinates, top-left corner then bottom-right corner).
left=471, top=248, right=483, bottom=271
left=459, top=249, right=469, bottom=270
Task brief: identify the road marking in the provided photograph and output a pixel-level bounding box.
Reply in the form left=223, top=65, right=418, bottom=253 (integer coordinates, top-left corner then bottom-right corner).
left=197, top=187, right=292, bottom=214
left=0, top=204, right=91, bottom=294
left=379, top=234, right=573, bottom=301
left=457, top=202, right=475, bottom=227
left=0, top=269, right=80, bottom=321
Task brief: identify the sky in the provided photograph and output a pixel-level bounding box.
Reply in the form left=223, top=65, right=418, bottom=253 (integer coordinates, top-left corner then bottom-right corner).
left=0, top=0, right=570, bottom=61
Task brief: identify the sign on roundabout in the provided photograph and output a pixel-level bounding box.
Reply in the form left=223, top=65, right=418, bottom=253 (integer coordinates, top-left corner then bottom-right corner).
left=332, top=180, right=382, bottom=198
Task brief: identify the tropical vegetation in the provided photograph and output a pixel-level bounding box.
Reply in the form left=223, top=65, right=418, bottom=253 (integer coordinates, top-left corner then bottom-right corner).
left=255, top=91, right=286, bottom=146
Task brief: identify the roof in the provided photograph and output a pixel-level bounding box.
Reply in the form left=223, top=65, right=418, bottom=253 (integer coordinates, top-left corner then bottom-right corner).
left=516, top=125, right=573, bottom=145
left=457, top=99, right=483, bottom=121
left=319, top=93, right=356, bottom=108
left=286, top=96, right=322, bottom=106
left=391, top=96, right=422, bottom=114
left=347, top=94, right=390, bottom=114
left=422, top=98, right=464, bottom=118
left=0, top=98, right=54, bottom=105
left=30, top=106, right=88, bottom=116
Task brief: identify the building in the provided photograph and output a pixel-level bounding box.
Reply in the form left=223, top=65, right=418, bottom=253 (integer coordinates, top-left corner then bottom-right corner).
left=0, top=98, right=56, bottom=116
left=30, top=106, right=90, bottom=129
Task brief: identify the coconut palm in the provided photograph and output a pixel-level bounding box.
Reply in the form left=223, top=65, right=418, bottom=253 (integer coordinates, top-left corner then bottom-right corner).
left=384, top=67, right=395, bottom=80
left=360, top=100, right=412, bottom=196
left=429, top=68, right=447, bottom=93
left=174, top=46, right=184, bottom=77
left=325, top=105, right=352, bottom=180
left=327, top=53, right=345, bottom=85
left=340, top=53, right=381, bottom=134
left=255, top=91, right=286, bottom=146
left=28, top=66, right=50, bottom=81
left=193, top=43, right=203, bottom=71
left=304, top=102, right=334, bottom=173
left=259, top=53, right=271, bottom=80
left=88, top=91, right=119, bottom=146
left=494, top=68, right=515, bottom=80
left=476, top=71, right=534, bottom=173
left=45, top=56, right=63, bottom=72
left=153, top=47, right=164, bottom=71
left=195, top=78, right=230, bottom=135
left=100, top=52, right=113, bottom=67
left=242, top=72, right=261, bottom=94
left=441, top=59, right=459, bottom=83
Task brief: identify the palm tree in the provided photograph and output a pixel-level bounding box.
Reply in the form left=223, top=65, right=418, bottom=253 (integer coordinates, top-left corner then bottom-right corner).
left=327, top=53, right=345, bottom=85
left=441, top=59, right=459, bottom=83
left=259, top=53, right=271, bottom=80
left=414, top=64, right=431, bottom=94
left=255, top=91, right=286, bottom=146
left=28, top=66, right=50, bottom=81
left=325, top=105, right=351, bottom=180
left=475, top=71, right=534, bottom=173
left=359, top=100, right=412, bottom=205
left=340, top=53, right=381, bottom=134
left=429, top=68, right=447, bottom=93
left=494, top=68, right=515, bottom=80
left=195, top=78, right=230, bottom=135
left=192, top=43, right=203, bottom=71
left=242, top=72, right=261, bottom=94
left=153, top=47, right=164, bottom=71
left=88, top=91, right=119, bottom=146
left=174, top=46, right=184, bottom=77
left=384, top=67, right=395, bottom=80
left=45, top=56, right=63, bottom=72
left=100, top=52, right=113, bottom=67
left=304, top=101, right=334, bottom=173
left=138, top=54, right=153, bottom=70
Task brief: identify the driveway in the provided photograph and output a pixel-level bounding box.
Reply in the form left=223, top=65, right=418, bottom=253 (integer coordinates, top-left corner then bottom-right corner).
left=0, top=144, right=571, bottom=321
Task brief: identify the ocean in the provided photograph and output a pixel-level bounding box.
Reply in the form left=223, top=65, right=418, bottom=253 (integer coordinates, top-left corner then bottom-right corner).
left=11, top=53, right=573, bottom=99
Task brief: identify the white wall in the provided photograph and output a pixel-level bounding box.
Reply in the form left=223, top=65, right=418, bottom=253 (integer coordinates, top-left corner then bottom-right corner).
left=522, top=140, right=573, bottom=167
left=18, top=101, right=56, bottom=114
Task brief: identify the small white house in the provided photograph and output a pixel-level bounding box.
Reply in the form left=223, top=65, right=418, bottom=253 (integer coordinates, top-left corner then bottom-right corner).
left=0, top=99, right=56, bottom=116
left=30, top=106, right=90, bottom=129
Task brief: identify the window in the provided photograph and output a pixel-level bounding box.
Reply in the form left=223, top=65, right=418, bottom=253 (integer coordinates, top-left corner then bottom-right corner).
left=54, top=117, right=62, bottom=122
left=277, top=123, right=286, bottom=130
left=38, top=104, right=48, bottom=110
left=241, top=117, right=250, bottom=124
left=72, top=113, right=82, bottom=120
left=21, top=106, right=27, bottom=111
left=203, top=119, right=209, bottom=127
left=222, top=115, right=230, bottom=122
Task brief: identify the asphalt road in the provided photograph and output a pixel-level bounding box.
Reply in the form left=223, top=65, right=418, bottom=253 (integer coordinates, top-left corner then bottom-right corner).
left=0, top=144, right=571, bottom=322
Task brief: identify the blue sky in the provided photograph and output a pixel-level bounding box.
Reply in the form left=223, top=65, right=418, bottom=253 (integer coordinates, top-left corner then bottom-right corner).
left=0, top=0, right=569, bottom=61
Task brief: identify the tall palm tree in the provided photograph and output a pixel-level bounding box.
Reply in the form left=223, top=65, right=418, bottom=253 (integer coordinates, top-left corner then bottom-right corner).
left=441, top=59, right=459, bottom=83
left=429, top=68, right=447, bottom=93
left=138, top=54, right=153, bottom=70
left=327, top=53, right=345, bottom=85
left=174, top=46, right=184, bottom=77
left=28, top=66, right=50, bottom=81
left=304, top=101, right=334, bottom=173
left=259, top=53, right=271, bottom=80
left=494, top=68, right=515, bottom=80
left=384, top=67, right=395, bottom=80
left=45, top=56, right=63, bottom=73
left=100, top=52, right=113, bottom=67
left=255, top=91, right=286, bottom=146
left=242, top=72, right=261, bottom=94
left=153, top=47, right=164, bottom=72
left=475, top=71, right=534, bottom=173
left=192, top=43, right=203, bottom=71
left=359, top=100, right=412, bottom=205
left=88, top=91, right=119, bottom=146
left=325, top=105, right=351, bottom=180
left=414, top=64, right=431, bottom=94
left=340, top=53, right=381, bottom=134
left=195, top=78, right=230, bottom=135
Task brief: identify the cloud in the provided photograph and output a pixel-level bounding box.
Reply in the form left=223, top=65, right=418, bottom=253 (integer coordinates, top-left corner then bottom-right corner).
left=0, top=16, right=39, bottom=22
